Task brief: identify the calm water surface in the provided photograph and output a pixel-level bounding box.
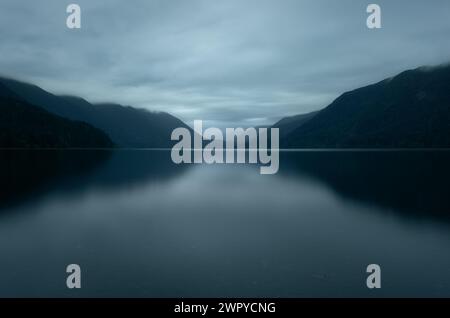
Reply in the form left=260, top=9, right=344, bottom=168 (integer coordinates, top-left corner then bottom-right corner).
left=0, top=150, right=449, bottom=297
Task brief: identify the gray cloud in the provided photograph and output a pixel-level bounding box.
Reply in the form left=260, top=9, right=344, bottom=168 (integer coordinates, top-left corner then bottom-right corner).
left=0, top=0, right=449, bottom=127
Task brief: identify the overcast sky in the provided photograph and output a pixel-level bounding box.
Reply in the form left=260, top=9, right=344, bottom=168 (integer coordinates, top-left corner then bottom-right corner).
left=0, top=0, right=449, bottom=127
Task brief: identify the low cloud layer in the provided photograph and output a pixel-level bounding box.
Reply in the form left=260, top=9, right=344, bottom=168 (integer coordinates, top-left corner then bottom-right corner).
left=1, top=0, right=449, bottom=127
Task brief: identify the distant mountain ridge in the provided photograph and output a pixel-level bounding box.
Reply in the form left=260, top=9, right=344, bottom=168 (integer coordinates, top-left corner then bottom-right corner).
left=273, top=111, right=319, bottom=139
left=60, top=97, right=191, bottom=148
left=2, top=63, right=450, bottom=149
left=280, top=64, right=450, bottom=148
left=0, top=82, right=113, bottom=148
left=0, top=77, right=191, bottom=148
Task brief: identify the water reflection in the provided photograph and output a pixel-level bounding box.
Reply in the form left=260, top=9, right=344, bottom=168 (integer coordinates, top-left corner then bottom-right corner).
left=2, top=150, right=450, bottom=224
left=0, top=150, right=449, bottom=297
left=0, top=150, right=189, bottom=211
left=280, top=151, right=450, bottom=223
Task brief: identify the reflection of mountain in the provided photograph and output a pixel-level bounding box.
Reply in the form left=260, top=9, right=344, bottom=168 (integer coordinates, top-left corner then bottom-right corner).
left=0, top=87, right=113, bottom=148
left=0, top=77, right=190, bottom=148
left=82, top=150, right=190, bottom=188
left=0, top=150, right=189, bottom=210
left=281, top=151, right=450, bottom=222
left=0, top=150, right=110, bottom=207
left=280, top=65, right=450, bottom=148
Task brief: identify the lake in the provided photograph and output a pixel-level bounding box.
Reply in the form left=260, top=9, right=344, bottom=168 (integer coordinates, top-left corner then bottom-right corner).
left=0, top=150, right=449, bottom=297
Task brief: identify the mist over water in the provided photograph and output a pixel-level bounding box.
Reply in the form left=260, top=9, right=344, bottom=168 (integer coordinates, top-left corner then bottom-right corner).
left=0, top=150, right=449, bottom=297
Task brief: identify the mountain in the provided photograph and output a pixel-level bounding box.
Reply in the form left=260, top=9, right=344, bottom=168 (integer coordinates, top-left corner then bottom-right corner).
left=273, top=111, right=319, bottom=139
left=0, top=77, right=191, bottom=148
left=281, top=64, right=450, bottom=148
left=0, top=84, right=113, bottom=148
left=61, top=97, right=190, bottom=148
